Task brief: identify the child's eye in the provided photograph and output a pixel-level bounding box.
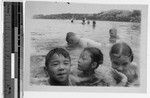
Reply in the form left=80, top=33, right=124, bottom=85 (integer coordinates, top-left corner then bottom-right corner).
left=64, top=62, right=69, bottom=65
left=53, top=63, right=58, bottom=65
left=122, top=62, right=128, bottom=66
left=64, top=61, right=70, bottom=65
left=82, top=58, right=86, bottom=60
left=113, top=61, right=120, bottom=66
left=51, top=62, right=59, bottom=66
left=82, top=56, right=87, bottom=60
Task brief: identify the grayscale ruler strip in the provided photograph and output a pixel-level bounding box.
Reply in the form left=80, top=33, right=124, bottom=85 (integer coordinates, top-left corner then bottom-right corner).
left=16, top=2, right=23, bottom=98
left=4, top=2, right=23, bottom=98
left=4, top=2, right=12, bottom=98
left=18, top=3, right=23, bottom=98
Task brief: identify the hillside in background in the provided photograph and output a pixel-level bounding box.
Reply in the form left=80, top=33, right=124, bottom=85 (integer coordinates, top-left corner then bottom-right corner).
left=33, top=10, right=141, bottom=23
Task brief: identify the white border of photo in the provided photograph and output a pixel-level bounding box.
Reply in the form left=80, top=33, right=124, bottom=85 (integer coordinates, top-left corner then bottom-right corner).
left=0, top=0, right=150, bottom=98
left=23, top=0, right=148, bottom=93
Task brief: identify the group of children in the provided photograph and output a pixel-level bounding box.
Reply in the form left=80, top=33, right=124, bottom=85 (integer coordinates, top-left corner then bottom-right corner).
left=44, top=31, right=138, bottom=86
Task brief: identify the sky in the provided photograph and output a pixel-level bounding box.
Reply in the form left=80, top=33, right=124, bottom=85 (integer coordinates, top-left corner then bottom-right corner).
left=25, top=1, right=141, bottom=18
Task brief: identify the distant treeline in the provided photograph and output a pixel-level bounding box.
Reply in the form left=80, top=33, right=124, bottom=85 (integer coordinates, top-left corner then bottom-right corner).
left=33, top=10, right=141, bottom=23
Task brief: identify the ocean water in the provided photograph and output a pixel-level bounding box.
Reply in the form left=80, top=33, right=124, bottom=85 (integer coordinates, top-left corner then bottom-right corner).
left=27, top=19, right=140, bottom=85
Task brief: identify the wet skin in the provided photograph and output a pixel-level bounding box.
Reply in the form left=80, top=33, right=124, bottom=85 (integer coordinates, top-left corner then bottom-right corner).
left=111, top=55, right=131, bottom=73
left=47, top=54, right=71, bottom=83
left=78, top=50, right=93, bottom=71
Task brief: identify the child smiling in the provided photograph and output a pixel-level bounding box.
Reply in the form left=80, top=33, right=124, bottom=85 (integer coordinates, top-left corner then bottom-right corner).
left=45, top=48, right=71, bottom=85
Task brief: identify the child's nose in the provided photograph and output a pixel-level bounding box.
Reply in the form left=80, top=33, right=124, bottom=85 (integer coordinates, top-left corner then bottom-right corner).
left=58, top=64, right=65, bottom=70
left=78, top=59, right=81, bottom=64
left=117, top=66, right=123, bottom=72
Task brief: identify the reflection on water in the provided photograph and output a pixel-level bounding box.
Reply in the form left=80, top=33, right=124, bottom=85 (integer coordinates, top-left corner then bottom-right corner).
left=92, top=23, right=96, bottom=29
left=27, top=19, right=141, bottom=84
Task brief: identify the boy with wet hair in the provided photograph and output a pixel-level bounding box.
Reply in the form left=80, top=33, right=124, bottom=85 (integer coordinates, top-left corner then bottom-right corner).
left=66, top=32, right=79, bottom=48
left=109, top=42, right=139, bottom=86
left=70, top=47, right=106, bottom=86
left=77, top=47, right=103, bottom=76
left=45, top=47, right=71, bottom=85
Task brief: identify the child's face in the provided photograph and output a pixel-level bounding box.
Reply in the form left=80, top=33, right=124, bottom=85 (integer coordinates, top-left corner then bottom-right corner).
left=78, top=50, right=92, bottom=71
left=68, top=35, right=79, bottom=45
left=47, top=54, right=71, bottom=82
left=110, top=30, right=117, bottom=37
left=111, top=55, right=131, bottom=73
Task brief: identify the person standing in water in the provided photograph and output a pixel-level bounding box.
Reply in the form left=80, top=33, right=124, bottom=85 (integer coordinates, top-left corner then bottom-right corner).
left=92, top=20, right=96, bottom=29
left=109, top=28, right=119, bottom=44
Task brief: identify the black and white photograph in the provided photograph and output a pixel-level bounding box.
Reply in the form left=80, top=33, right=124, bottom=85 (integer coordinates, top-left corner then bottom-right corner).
left=24, top=1, right=147, bottom=92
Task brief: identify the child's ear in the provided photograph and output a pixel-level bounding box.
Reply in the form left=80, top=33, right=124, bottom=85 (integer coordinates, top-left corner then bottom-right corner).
left=91, top=62, right=97, bottom=69
left=44, top=66, right=47, bottom=71
left=130, top=54, right=134, bottom=62
left=44, top=67, right=49, bottom=77
left=99, top=60, right=103, bottom=65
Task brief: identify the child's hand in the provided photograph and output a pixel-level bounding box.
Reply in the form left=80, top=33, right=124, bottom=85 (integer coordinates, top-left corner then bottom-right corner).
left=112, top=69, right=128, bottom=86
left=124, top=66, right=138, bottom=83
left=111, top=69, right=122, bottom=84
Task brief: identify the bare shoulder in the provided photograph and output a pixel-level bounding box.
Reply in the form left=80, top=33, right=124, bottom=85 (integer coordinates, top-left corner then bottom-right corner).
left=69, top=74, right=78, bottom=82
left=96, top=66, right=118, bottom=86
left=125, top=62, right=139, bottom=86
left=126, top=62, right=138, bottom=76
left=80, top=38, right=102, bottom=48
left=129, top=62, right=139, bottom=73
left=69, top=74, right=79, bottom=86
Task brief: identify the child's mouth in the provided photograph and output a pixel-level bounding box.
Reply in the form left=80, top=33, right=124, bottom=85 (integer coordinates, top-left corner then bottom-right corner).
left=57, top=73, right=66, bottom=76
left=78, top=64, right=82, bottom=70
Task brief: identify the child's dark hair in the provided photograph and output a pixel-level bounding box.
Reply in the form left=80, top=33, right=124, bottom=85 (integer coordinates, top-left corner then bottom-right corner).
left=109, top=42, right=134, bottom=62
left=45, top=48, right=71, bottom=68
left=109, top=28, right=117, bottom=33
left=66, top=32, right=76, bottom=42
left=84, top=47, right=103, bottom=68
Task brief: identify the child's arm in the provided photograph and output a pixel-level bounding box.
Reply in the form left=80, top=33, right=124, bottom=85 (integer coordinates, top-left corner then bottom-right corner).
left=96, top=66, right=120, bottom=86
left=111, top=69, right=128, bottom=86
left=69, top=74, right=79, bottom=86
left=125, top=64, right=139, bottom=86
left=84, top=38, right=102, bottom=48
